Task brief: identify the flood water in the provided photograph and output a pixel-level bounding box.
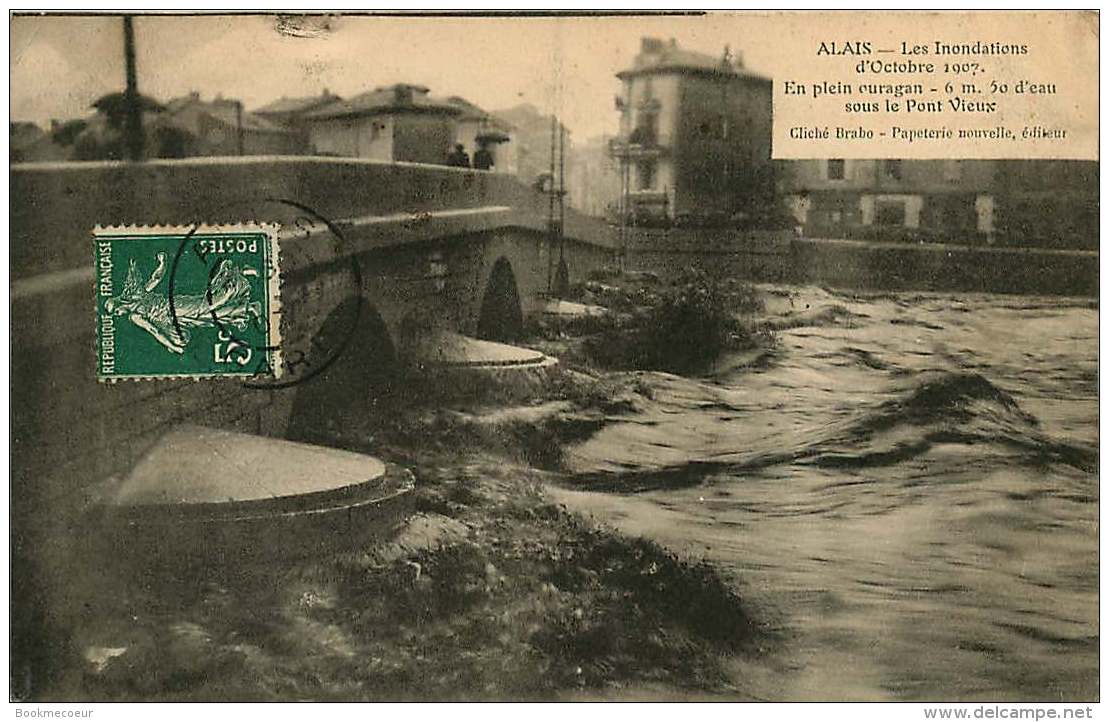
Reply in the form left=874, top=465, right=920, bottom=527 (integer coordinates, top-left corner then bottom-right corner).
left=549, top=286, right=1099, bottom=701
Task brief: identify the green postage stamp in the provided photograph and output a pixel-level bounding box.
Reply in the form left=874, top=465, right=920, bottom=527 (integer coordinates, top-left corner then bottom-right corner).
left=94, top=224, right=282, bottom=380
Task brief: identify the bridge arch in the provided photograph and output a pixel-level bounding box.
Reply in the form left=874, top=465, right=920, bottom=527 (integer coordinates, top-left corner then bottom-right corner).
left=476, top=256, right=524, bottom=343
left=287, top=295, right=397, bottom=443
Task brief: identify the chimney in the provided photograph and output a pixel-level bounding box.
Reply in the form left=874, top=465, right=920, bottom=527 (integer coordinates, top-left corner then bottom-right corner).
left=641, top=37, right=664, bottom=54
left=189, top=91, right=200, bottom=102
left=394, top=84, right=414, bottom=105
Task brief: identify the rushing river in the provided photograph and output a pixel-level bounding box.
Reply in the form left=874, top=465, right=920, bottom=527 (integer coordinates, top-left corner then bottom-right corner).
left=549, top=286, right=1099, bottom=701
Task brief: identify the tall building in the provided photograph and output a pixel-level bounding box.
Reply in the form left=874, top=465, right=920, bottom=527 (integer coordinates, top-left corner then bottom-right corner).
left=609, top=37, right=775, bottom=225
left=567, top=134, right=622, bottom=218
left=604, top=37, right=1095, bottom=247
left=493, top=103, right=570, bottom=187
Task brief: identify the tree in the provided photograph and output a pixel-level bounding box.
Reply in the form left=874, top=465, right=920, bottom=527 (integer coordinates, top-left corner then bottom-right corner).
left=50, top=119, right=87, bottom=147
left=90, top=92, right=165, bottom=130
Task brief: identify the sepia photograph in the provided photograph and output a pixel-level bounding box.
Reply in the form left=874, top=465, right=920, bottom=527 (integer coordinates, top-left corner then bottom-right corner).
left=7, top=9, right=1100, bottom=707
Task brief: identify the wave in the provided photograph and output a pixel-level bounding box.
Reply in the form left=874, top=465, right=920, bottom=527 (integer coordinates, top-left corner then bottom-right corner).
left=763, top=304, right=867, bottom=332
left=851, top=371, right=1036, bottom=431
left=564, top=371, right=1097, bottom=492
left=811, top=371, right=1096, bottom=472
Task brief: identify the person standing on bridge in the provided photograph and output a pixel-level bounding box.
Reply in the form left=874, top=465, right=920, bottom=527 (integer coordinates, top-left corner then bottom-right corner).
left=446, top=143, right=470, bottom=168
left=473, top=140, right=494, bottom=171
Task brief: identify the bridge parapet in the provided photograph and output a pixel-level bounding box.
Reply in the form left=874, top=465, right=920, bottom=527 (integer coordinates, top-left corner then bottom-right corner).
left=11, top=156, right=616, bottom=281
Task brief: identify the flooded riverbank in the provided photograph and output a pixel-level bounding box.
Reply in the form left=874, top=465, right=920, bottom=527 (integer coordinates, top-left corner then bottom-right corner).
left=45, top=278, right=1097, bottom=702
left=550, top=285, right=1098, bottom=701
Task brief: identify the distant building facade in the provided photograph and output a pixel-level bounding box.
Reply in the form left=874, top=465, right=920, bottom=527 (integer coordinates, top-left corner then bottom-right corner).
left=303, top=84, right=461, bottom=165
left=254, top=89, right=341, bottom=150
left=10, top=122, right=71, bottom=163
left=152, top=92, right=302, bottom=157
left=567, top=134, right=622, bottom=218
left=609, top=37, right=775, bottom=225
left=990, top=160, right=1098, bottom=249
left=783, top=159, right=1098, bottom=249
left=602, top=36, right=1095, bottom=249
left=492, top=104, right=571, bottom=188
left=784, top=159, right=999, bottom=243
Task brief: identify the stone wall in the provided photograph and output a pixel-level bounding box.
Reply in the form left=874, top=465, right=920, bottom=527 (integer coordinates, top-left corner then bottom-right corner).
left=619, top=228, right=1098, bottom=297
left=790, top=237, right=1098, bottom=296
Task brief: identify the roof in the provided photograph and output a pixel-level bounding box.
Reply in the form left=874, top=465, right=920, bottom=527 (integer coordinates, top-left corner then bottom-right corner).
left=305, top=84, right=462, bottom=120
left=617, top=39, right=771, bottom=83
left=11, top=122, right=72, bottom=162
left=209, top=104, right=288, bottom=133
left=163, top=96, right=292, bottom=134
left=254, top=92, right=341, bottom=116
left=10, top=122, right=45, bottom=146
left=447, top=96, right=514, bottom=130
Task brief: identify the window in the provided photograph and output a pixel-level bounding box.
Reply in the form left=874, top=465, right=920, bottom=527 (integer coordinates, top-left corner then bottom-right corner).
left=631, top=110, right=658, bottom=145
left=826, top=159, right=845, bottom=180
left=875, top=200, right=907, bottom=226
left=883, top=159, right=903, bottom=180
left=697, top=114, right=726, bottom=139
left=637, top=160, right=656, bottom=190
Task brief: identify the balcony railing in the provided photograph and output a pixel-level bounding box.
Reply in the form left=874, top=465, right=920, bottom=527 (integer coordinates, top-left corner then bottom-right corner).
left=608, top=136, right=668, bottom=160
left=626, top=189, right=668, bottom=204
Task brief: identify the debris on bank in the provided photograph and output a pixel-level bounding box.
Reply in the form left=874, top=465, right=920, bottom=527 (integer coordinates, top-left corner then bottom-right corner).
left=529, top=268, right=775, bottom=375
left=63, top=453, right=760, bottom=701
left=47, top=271, right=781, bottom=702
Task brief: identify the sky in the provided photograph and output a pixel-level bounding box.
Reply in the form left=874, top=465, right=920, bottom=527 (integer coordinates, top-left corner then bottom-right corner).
left=9, top=12, right=783, bottom=140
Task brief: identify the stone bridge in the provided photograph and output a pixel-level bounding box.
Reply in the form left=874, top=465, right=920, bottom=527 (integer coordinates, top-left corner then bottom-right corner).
left=13, top=156, right=1097, bottom=526
left=11, top=157, right=617, bottom=516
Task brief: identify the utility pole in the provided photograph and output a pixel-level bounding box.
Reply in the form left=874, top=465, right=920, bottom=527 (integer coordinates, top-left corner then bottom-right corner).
left=557, top=122, right=565, bottom=246
left=721, top=66, right=731, bottom=219
left=547, top=112, right=557, bottom=294
left=236, top=100, right=245, bottom=156
left=555, top=121, right=567, bottom=296
left=616, top=87, right=630, bottom=272
left=122, top=15, right=144, bottom=162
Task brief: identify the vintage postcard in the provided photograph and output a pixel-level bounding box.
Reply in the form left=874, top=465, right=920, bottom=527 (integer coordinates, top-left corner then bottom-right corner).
left=8, top=10, right=1100, bottom=712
